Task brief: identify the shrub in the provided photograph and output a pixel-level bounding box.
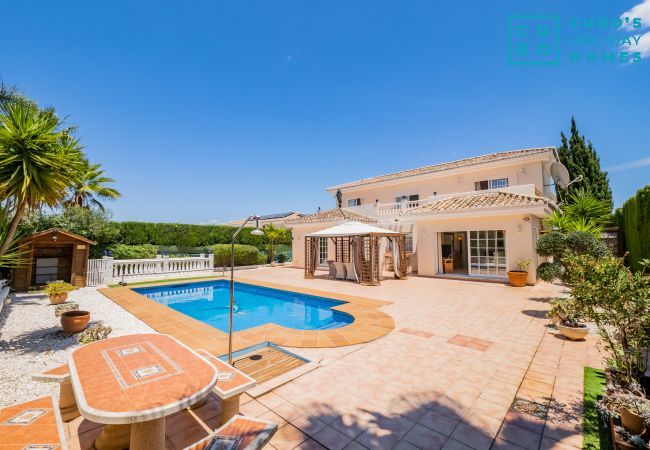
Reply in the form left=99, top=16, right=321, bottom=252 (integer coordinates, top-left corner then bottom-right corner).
left=546, top=298, right=582, bottom=327
left=276, top=253, right=287, bottom=263
left=44, top=281, right=76, bottom=297
left=537, top=262, right=564, bottom=282
left=77, top=323, right=112, bottom=344
left=211, top=244, right=260, bottom=266
left=536, top=231, right=610, bottom=282
left=536, top=232, right=566, bottom=257
left=617, top=185, right=650, bottom=272
left=109, top=244, right=158, bottom=259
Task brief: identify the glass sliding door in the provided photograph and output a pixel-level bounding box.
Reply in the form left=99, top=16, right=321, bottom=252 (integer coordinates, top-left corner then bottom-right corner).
left=318, top=237, right=328, bottom=266
left=469, top=230, right=507, bottom=277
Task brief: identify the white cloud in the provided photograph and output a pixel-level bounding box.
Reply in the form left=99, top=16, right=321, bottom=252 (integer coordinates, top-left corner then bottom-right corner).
left=634, top=31, right=650, bottom=56
left=606, top=156, right=650, bottom=172
left=620, top=0, right=650, bottom=31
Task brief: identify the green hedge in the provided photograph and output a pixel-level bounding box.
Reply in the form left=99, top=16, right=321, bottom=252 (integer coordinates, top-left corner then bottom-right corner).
left=117, top=222, right=291, bottom=248
left=617, top=185, right=650, bottom=271
left=211, top=244, right=261, bottom=266
left=109, top=244, right=158, bottom=259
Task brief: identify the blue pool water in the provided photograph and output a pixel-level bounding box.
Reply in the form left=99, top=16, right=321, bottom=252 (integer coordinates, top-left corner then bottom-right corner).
left=133, top=280, right=354, bottom=332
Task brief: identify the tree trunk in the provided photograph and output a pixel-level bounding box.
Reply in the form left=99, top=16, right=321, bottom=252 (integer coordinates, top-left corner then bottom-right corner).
left=0, top=198, right=27, bottom=256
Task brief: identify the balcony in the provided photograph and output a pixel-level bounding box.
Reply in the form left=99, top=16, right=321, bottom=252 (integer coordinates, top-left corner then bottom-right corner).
left=343, top=184, right=556, bottom=218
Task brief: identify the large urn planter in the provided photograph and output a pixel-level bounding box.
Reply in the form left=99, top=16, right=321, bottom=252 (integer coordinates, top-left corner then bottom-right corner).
left=557, top=323, right=589, bottom=340
left=49, top=293, right=69, bottom=305
left=61, top=310, right=90, bottom=334
left=507, top=271, right=528, bottom=287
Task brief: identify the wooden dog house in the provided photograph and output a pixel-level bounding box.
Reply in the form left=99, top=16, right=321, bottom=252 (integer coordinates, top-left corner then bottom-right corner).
left=11, top=228, right=96, bottom=291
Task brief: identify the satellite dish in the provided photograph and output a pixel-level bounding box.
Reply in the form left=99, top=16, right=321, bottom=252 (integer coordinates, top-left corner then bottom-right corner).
left=549, top=162, right=571, bottom=189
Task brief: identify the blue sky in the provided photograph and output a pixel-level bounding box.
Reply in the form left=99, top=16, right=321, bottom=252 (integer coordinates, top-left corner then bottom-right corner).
left=2, top=0, right=649, bottom=223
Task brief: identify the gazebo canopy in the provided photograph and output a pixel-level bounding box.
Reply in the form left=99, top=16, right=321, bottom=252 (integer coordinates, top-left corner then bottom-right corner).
left=304, top=221, right=407, bottom=286
left=307, top=221, right=403, bottom=238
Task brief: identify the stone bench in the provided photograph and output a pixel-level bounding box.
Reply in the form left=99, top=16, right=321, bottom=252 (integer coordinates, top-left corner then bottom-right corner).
left=32, top=363, right=80, bottom=422
left=195, top=349, right=256, bottom=425
left=0, top=395, right=67, bottom=448
left=182, top=414, right=278, bottom=450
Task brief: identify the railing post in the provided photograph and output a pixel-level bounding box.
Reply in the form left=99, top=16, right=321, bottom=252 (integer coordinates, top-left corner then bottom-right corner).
left=102, top=256, right=114, bottom=286
left=208, top=253, right=214, bottom=270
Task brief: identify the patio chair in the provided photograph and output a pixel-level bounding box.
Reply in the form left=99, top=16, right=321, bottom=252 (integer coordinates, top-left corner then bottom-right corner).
left=0, top=395, right=66, bottom=448
left=182, top=415, right=278, bottom=450
left=343, top=262, right=357, bottom=282
left=334, top=262, right=347, bottom=280
left=326, top=260, right=336, bottom=279
left=32, top=363, right=79, bottom=421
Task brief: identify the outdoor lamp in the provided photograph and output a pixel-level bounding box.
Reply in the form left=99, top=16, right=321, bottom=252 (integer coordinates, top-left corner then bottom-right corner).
left=228, top=215, right=265, bottom=364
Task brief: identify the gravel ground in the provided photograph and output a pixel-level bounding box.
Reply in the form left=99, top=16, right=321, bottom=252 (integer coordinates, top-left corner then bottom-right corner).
left=0, top=287, right=156, bottom=407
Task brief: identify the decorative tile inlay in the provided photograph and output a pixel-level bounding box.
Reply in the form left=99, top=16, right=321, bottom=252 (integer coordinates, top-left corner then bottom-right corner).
left=447, top=334, right=494, bottom=352
left=207, top=435, right=243, bottom=450
left=23, top=445, right=59, bottom=450
left=4, top=408, right=50, bottom=425
left=117, top=345, right=144, bottom=357
left=101, top=340, right=183, bottom=389
left=398, top=328, right=434, bottom=338
left=133, top=365, right=165, bottom=380
left=217, top=371, right=235, bottom=381
left=511, top=397, right=549, bottom=419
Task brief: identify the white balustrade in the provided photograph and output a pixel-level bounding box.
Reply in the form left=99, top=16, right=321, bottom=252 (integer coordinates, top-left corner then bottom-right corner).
left=87, top=254, right=214, bottom=286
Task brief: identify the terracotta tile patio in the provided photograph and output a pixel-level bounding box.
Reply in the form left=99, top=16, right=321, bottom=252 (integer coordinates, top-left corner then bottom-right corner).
left=96, top=267, right=604, bottom=449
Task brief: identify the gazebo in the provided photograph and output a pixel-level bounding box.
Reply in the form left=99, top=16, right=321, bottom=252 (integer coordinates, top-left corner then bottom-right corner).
left=304, top=221, right=408, bottom=286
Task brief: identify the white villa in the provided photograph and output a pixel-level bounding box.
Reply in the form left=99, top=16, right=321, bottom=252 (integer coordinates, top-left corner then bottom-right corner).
left=287, top=147, right=560, bottom=284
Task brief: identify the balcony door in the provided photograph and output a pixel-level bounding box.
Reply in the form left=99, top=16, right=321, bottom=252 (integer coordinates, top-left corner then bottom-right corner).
left=318, top=237, right=328, bottom=266
left=469, top=230, right=507, bottom=277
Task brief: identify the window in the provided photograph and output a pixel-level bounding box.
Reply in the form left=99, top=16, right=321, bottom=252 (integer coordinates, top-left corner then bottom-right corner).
left=318, top=238, right=328, bottom=266
left=474, top=178, right=509, bottom=191
left=405, top=235, right=414, bottom=253
left=395, top=194, right=419, bottom=203
left=347, top=198, right=362, bottom=207
left=469, top=230, right=507, bottom=277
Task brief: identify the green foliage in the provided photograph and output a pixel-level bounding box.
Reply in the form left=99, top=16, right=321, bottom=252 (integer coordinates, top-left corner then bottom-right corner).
left=583, top=368, right=609, bottom=450
left=211, top=244, right=261, bottom=266
left=118, top=222, right=291, bottom=248
left=109, top=244, right=158, bottom=259
left=545, top=189, right=610, bottom=237
left=44, top=280, right=76, bottom=296
left=547, top=298, right=582, bottom=327
left=617, top=185, right=650, bottom=272
left=262, top=224, right=284, bottom=263
left=556, top=117, right=613, bottom=210
left=536, top=231, right=609, bottom=282
left=276, top=253, right=287, bottom=263
left=77, top=323, right=112, bottom=344
left=68, top=161, right=121, bottom=211
left=564, top=254, right=650, bottom=386
left=20, top=207, right=121, bottom=258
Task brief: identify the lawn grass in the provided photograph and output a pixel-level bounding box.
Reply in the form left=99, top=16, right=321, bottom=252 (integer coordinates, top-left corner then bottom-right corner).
left=108, top=274, right=223, bottom=288
left=584, top=367, right=611, bottom=450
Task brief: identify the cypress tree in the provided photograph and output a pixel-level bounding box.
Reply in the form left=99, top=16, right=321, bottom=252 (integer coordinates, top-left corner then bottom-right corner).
left=556, top=117, right=613, bottom=210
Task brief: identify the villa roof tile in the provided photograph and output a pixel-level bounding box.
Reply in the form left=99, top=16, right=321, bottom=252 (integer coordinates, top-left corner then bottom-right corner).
left=285, top=208, right=377, bottom=225
left=405, top=190, right=550, bottom=215
left=327, top=147, right=556, bottom=191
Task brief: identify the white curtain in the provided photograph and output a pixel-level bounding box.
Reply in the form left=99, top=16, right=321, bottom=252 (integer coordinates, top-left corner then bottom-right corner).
left=393, top=237, right=401, bottom=278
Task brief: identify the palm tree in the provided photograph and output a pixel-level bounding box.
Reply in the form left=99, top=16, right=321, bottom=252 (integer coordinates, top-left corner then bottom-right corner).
left=0, top=100, right=84, bottom=256
left=68, top=161, right=121, bottom=210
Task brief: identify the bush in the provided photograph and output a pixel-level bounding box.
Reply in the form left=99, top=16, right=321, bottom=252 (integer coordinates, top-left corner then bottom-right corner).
left=536, top=231, right=610, bottom=282
left=211, top=244, right=260, bottom=266
left=276, top=253, right=287, bottom=263
left=44, top=281, right=76, bottom=296
left=109, top=244, right=158, bottom=259
left=536, top=232, right=567, bottom=257
left=537, top=262, right=564, bottom=282
left=617, top=185, right=650, bottom=271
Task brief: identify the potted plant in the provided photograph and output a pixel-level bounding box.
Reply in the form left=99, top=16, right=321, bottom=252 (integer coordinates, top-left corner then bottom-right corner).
left=61, top=310, right=90, bottom=333
left=618, top=392, right=650, bottom=435
left=508, top=258, right=531, bottom=287
left=44, top=280, right=76, bottom=305
left=548, top=298, right=589, bottom=340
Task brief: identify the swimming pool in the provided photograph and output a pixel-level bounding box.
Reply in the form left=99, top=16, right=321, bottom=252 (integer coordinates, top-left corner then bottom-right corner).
left=133, top=280, right=354, bottom=332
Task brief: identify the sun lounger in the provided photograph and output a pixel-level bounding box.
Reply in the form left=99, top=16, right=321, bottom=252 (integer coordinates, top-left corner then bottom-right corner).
left=32, top=363, right=79, bottom=422
left=182, top=415, right=277, bottom=450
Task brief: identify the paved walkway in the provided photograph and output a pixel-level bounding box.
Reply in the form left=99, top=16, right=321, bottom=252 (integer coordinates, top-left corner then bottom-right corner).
left=230, top=267, right=604, bottom=450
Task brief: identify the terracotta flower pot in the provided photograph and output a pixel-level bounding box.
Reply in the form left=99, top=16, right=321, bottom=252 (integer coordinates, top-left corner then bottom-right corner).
left=49, top=293, right=68, bottom=305
left=61, top=310, right=90, bottom=334
left=507, top=271, right=528, bottom=287
left=620, top=407, right=645, bottom=435
left=557, top=323, right=589, bottom=341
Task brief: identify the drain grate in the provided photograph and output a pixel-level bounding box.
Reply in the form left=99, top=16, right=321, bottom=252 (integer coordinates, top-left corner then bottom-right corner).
left=511, top=397, right=549, bottom=419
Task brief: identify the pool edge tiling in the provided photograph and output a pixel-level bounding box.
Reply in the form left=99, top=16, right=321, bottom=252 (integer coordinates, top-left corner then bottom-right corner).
left=98, top=276, right=395, bottom=353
